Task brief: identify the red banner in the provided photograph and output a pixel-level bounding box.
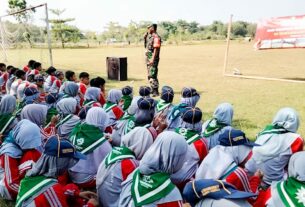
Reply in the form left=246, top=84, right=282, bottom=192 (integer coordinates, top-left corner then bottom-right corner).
left=254, top=15, right=305, bottom=49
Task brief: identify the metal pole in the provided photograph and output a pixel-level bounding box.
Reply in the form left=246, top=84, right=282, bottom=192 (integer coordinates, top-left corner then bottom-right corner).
left=45, top=3, right=53, bottom=66
left=0, top=18, right=8, bottom=62
left=223, top=14, right=233, bottom=75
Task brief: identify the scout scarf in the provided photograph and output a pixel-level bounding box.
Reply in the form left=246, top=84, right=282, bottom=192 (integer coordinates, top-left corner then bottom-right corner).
left=69, top=123, right=106, bottom=154
left=83, top=100, right=96, bottom=107
left=203, top=118, right=227, bottom=137
left=275, top=177, right=305, bottom=207
left=16, top=176, right=57, bottom=207
left=175, top=128, right=201, bottom=145
left=103, top=101, right=116, bottom=113
left=55, top=114, right=73, bottom=128
left=46, top=107, right=58, bottom=126
left=131, top=169, right=175, bottom=207
left=156, top=99, right=171, bottom=112
left=0, top=113, right=15, bottom=134
left=121, top=95, right=132, bottom=111
left=104, top=146, right=135, bottom=167
left=258, top=124, right=288, bottom=136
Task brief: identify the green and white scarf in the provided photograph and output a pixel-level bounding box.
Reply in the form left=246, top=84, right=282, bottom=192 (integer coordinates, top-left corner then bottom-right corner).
left=258, top=124, right=288, bottom=136
left=131, top=170, right=175, bottom=207
left=121, top=95, right=132, bottom=111
left=124, top=116, right=136, bottom=134
left=69, top=123, right=106, bottom=155
left=46, top=107, right=58, bottom=127
left=83, top=100, right=96, bottom=107
left=275, top=177, right=305, bottom=207
left=175, top=128, right=201, bottom=145
left=16, top=176, right=57, bottom=207
left=0, top=113, right=15, bottom=134
left=203, top=118, right=227, bottom=137
left=156, top=100, right=171, bottom=112
left=120, top=112, right=132, bottom=120
left=55, top=114, right=73, bottom=128
left=103, top=101, right=116, bottom=113
left=105, top=146, right=135, bottom=167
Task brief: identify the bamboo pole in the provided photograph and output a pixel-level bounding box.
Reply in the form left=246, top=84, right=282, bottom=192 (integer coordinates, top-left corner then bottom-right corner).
left=45, top=3, right=53, bottom=66
left=223, top=14, right=233, bottom=75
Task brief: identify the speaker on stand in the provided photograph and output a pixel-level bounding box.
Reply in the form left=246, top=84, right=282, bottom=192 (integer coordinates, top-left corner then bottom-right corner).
left=106, top=57, right=127, bottom=81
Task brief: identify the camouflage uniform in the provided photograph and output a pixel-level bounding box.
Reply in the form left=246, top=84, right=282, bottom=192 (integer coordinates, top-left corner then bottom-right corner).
left=145, top=33, right=161, bottom=95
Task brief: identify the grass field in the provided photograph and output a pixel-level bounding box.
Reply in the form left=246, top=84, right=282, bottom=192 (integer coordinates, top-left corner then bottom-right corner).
left=1, top=41, right=305, bottom=206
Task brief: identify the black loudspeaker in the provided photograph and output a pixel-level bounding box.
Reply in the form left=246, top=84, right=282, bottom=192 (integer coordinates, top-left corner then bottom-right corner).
left=106, top=57, right=127, bottom=81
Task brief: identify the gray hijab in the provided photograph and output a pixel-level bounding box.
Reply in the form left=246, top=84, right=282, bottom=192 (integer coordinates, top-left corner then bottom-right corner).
left=84, top=87, right=101, bottom=102
left=180, top=121, right=203, bottom=132
left=21, top=104, right=48, bottom=127
left=288, top=151, right=305, bottom=181
left=0, top=95, right=16, bottom=114
left=121, top=127, right=154, bottom=160
left=56, top=97, right=77, bottom=115
left=63, top=81, right=79, bottom=97
left=139, top=131, right=188, bottom=175
left=107, top=89, right=122, bottom=104
left=26, top=154, right=78, bottom=178
left=213, top=103, right=234, bottom=125
left=85, top=107, right=109, bottom=131
left=272, top=107, right=299, bottom=133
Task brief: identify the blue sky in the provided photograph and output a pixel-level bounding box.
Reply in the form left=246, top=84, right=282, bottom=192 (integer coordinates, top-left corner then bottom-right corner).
left=0, top=0, right=304, bottom=31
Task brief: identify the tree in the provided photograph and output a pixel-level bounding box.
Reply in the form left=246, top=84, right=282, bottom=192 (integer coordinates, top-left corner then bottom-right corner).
left=49, top=9, right=82, bottom=48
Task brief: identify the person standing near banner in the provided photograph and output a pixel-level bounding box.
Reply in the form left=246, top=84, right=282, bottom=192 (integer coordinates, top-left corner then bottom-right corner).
left=144, top=23, right=161, bottom=97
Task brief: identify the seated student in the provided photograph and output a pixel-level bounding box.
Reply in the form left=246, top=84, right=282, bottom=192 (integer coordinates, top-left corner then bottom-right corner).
left=155, top=86, right=174, bottom=118
left=61, top=81, right=79, bottom=99
left=16, top=136, right=98, bottom=207
left=49, top=71, right=64, bottom=93
left=139, top=86, right=151, bottom=97
left=245, top=107, right=303, bottom=188
left=256, top=151, right=305, bottom=207
left=56, top=97, right=80, bottom=139
left=0, top=63, right=9, bottom=95
left=90, top=76, right=106, bottom=106
left=43, top=66, right=57, bottom=93
left=183, top=179, right=257, bottom=207
left=22, top=60, right=35, bottom=74
left=111, top=96, right=141, bottom=146
left=167, top=87, right=200, bottom=130
left=123, top=97, right=158, bottom=136
left=119, top=131, right=188, bottom=207
left=196, top=128, right=262, bottom=195
left=119, top=86, right=133, bottom=111
left=45, top=93, right=59, bottom=126
left=0, top=120, right=42, bottom=200
left=97, top=127, right=154, bottom=207
left=16, top=86, right=40, bottom=116
left=69, top=107, right=112, bottom=188
left=10, top=69, right=26, bottom=97
left=83, top=87, right=102, bottom=107
left=59, top=70, right=77, bottom=93
left=172, top=107, right=209, bottom=188
left=202, top=103, right=234, bottom=149
left=103, top=89, right=124, bottom=126
left=16, top=77, right=33, bottom=101
left=21, top=104, right=56, bottom=142
left=29, top=61, right=42, bottom=76
left=34, top=74, right=46, bottom=103
left=78, top=72, right=90, bottom=106
left=0, top=95, right=17, bottom=138
left=5, top=66, right=17, bottom=94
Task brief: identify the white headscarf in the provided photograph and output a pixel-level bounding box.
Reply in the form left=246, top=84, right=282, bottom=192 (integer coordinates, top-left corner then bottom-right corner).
left=107, top=89, right=122, bottom=104
left=139, top=131, right=188, bottom=175
left=56, top=97, right=77, bottom=115
left=121, top=127, right=154, bottom=160
left=196, top=145, right=251, bottom=179
left=85, top=107, right=109, bottom=131
left=84, top=87, right=101, bottom=102
left=252, top=107, right=300, bottom=164
left=180, top=95, right=200, bottom=107
left=21, top=104, right=48, bottom=127
left=213, top=103, right=234, bottom=125
left=0, top=95, right=16, bottom=114
left=63, top=81, right=79, bottom=97
left=288, top=151, right=305, bottom=181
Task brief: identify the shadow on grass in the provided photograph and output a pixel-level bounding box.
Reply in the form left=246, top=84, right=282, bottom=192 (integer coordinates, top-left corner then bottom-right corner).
left=282, top=77, right=305, bottom=82
left=232, top=118, right=259, bottom=131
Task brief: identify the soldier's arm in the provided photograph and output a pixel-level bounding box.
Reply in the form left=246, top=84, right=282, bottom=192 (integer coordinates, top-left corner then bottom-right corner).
left=151, top=36, right=161, bottom=62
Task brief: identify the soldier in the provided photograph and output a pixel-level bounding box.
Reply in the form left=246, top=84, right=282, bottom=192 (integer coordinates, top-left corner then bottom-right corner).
left=144, top=23, right=161, bottom=97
